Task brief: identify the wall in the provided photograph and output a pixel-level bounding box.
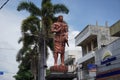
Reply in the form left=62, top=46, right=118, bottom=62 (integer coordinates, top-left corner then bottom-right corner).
left=95, top=38, right=120, bottom=73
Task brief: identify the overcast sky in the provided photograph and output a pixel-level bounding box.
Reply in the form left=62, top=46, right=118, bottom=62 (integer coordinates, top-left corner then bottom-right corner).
left=0, top=0, right=120, bottom=80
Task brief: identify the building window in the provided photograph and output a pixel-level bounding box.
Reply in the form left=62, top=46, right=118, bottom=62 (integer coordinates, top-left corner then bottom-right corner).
left=93, top=39, right=97, bottom=50
left=88, top=42, right=91, bottom=52
left=82, top=45, right=87, bottom=56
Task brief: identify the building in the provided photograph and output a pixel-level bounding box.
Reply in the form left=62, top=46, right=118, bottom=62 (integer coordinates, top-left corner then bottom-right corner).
left=75, top=23, right=118, bottom=80
left=110, top=20, right=120, bottom=37
left=64, top=48, right=82, bottom=72
left=96, top=20, right=120, bottom=80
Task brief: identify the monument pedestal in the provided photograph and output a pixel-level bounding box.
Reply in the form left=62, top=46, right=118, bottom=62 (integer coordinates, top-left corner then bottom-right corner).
left=46, top=72, right=76, bottom=80
left=46, top=65, right=76, bottom=80
left=50, top=65, right=68, bottom=72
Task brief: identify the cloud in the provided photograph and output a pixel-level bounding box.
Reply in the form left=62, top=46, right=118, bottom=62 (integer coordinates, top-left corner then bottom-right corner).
left=0, top=4, right=26, bottom=80
left=0, top=45, right=18, bottom=80
left=0, top=8, right=23, bottom=49
left=47, top=47, right=54, bottom=68
left=65, top=26, right=81, bottom=50
left=0, top=37, right=19, bottom=80
left=0, top=73, right=16, bottom=80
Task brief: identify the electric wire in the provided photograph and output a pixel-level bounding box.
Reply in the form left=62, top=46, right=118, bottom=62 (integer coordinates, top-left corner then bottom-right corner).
left=0, top=0, right=9, bottom=10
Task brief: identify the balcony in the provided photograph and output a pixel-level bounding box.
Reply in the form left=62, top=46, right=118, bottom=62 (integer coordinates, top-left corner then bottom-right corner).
left=64, top=50, right=81, bottom=65
left=65, top=55, right=75, bottom=65
left=110, top=20, right=120, bottom=37
left=77, top=69, right=96, bottom=80
left=75, top=25, right=109, bottom=46
left=77, top=51, right=95, bottom=64
left=68, top=65, right=77, bottom=72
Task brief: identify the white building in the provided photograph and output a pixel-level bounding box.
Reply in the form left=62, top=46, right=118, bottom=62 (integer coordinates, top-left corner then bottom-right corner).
left=96, top=20, right=120, bottom=80
left=64, top=48, right=82, bottom=72
left=75, top=24, right=118, bottom=80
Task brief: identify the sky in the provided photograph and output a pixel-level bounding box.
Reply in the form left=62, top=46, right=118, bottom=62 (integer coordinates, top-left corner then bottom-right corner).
left=0, top=0, right=120, bottom=80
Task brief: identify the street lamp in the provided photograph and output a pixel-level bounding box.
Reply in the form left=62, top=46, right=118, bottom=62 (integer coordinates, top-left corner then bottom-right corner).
left=77, top=64, right=82, bottom=80
left=38, top=20, right=47, bottom=80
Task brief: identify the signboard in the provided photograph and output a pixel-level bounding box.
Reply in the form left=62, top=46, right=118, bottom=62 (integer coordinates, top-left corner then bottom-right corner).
left=101, top=50, right=116, bottom=66
left=0, top=71, right=4, bottom=75
left=102, top=50, right=112, bottom=60
left=87, top=64, right=97, bottom=77
left=101, top=56, right=116, bottom=65
left=87, top=64, right=97, bottom=72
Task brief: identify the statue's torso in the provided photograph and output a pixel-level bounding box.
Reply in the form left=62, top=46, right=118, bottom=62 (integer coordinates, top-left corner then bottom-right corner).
left=53, top=22, right=68, bottom=42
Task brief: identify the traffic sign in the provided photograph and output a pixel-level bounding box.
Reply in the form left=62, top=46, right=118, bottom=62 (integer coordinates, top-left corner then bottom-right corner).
left=0, top=71, right=4, bottom=75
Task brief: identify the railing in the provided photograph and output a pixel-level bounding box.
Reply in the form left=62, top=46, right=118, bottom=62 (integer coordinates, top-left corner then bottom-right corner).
left=77, top=51, right=95, bottom=64
left=68, top=65, right=77, bottom=72
left=65, top=55, right=75, bottom=61
left=80, top=69, right=96, bottom=80
left=83, top=51, right=95, bottom=56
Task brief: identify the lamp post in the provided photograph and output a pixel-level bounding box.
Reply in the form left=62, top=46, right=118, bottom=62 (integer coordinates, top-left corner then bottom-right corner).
left=77, top=64, right=82, bottom=80
left=38, top=21, right=46, bottom=80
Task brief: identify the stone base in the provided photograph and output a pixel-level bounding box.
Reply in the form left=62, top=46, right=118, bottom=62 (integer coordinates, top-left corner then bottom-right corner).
left=46, top=72, right=76, bottom=80
left=50, top=65, right=68, bottom=72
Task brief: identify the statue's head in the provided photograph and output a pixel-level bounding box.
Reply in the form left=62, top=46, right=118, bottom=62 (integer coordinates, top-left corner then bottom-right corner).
left=58, top=15, right=63, bottom=22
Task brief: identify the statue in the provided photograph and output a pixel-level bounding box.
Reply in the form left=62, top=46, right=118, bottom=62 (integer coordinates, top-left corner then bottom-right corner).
left=51, top=15, right=69, bottom=67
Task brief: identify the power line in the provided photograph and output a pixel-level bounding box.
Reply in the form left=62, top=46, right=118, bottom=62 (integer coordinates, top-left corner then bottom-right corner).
left=0, top=0, right=9, bottom=10
left=0, top=48, right=15, bottom=50
left=0, top=71, right=16, bottom=74
left=0, top=60, right=18, bottom=66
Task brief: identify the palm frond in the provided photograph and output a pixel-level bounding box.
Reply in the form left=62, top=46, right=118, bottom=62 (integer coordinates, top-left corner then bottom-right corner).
left=53, top=4, right=69, bottom=14
left=41, top=1, right=53, bottom=17
left=21, top=16, right=40, bottom=34
left=16, top=47, right=28, bottom=62
left=47, top=38, right=54, bottom=51
left=17, top=1, right=41, bottom=16
left=18, top=37, right=23, bottom=44
left=23, top=33, right=35, bottom=47
left=41, top=0, right=51, bottom=6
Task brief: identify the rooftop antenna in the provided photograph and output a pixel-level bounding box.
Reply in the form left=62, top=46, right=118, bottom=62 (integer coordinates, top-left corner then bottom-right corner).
left=96, top=21, right=98, bottom=27
left=105, top=21, right=108, bottom=27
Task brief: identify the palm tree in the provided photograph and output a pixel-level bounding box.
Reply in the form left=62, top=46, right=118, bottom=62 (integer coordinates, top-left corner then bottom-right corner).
left=17, top=0, right=69, bottom=37
left=16, top=15, right=40, bottom=61
left=15, top=16, right=40, bottom=80
left=15, top=0, right=69, bottom=80
left=14, top=51, right=34, bottom=80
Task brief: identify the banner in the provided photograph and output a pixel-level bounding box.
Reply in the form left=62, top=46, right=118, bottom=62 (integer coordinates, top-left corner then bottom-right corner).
left=87, top=64, right=97, bottom=72
left=0, top=71, right=4, bottom=75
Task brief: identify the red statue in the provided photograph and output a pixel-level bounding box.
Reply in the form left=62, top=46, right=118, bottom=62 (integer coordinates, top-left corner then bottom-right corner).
left=51, top=15, right=69, bottom=67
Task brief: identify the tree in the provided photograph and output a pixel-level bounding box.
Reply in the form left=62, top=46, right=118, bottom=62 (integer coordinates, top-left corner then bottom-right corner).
left=15, top=0, right=69, bottom=80
left=15, top=16, right=40, bottom=80
left=14, top=52, right=34, bottom=80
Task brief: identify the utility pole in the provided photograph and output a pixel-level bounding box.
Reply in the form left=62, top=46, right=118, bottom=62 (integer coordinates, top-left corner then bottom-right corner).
left=38, top=21, right=46, bottom=80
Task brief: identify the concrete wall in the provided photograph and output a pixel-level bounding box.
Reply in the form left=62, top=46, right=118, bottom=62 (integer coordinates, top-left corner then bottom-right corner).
left=75, top=25, right=117, bottom=50
left=95, top=38, right=120, bottom=73
left=110, top=20, right=120, bottom=36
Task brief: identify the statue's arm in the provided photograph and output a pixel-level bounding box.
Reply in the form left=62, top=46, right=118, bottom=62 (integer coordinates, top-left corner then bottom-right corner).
left=51, top=23, right=61, bottom=33
left=65, top=25, right=69, bottom=46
